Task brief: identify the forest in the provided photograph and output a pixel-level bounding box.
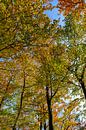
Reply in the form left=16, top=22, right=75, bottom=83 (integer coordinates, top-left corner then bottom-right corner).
left=0, top=0, right=86, bottom=130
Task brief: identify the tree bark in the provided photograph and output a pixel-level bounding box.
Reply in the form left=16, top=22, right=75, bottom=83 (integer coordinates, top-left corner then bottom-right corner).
left=13, top=72, right=25, bottom=129
left=79, top=65, right=86, bottom=100
left=13, top=128, right=16, bottom=130
left=79, top=79, right=86, bottom=99
left=44, top=120, right=46, bottom=130
left=40, top=121, right=42, bottom=130
left=46, top=86, right=53, bottom=130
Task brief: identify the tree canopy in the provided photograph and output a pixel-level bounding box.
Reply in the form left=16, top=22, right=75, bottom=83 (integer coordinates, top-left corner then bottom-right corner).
left=0, top=0, right=86, bottom=130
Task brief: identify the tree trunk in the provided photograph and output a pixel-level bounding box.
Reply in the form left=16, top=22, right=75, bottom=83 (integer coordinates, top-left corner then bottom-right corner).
left=13, top=72, right=25, bottom=128
left=79, top=64, right=86, bottom=100
left=13, top=128, right=16, bottom=130
left=44, top=120, right=46, bottom=130
left=80, top=79, right=86, bottom=99
left=46, top=86, right=53, bottom=130
left=40, top=121, right=42, bottom=130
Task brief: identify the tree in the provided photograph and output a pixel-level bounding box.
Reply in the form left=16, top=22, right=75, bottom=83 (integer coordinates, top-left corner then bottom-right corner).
left=34, top=41, right=70, bottom=129
left=63, top=13, right=86, bottom=100
left=0, top=50, right=38, bottom=129
left=58, top=0, right=86, bottom=15
left=0, top=0, right=51, bottom=57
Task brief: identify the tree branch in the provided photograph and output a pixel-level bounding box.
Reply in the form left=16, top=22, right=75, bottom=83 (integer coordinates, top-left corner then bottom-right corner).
left=0, top=77, right=12, bottom=109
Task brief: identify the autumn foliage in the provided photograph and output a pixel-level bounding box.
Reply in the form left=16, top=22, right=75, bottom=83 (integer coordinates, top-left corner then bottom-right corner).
left=0, top=0, right=86, bottom=130
left=58, top=0, right=86, bottom=15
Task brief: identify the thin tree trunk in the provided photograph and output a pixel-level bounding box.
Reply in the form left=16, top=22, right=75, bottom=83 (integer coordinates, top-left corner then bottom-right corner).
left=13, top=72, right=25, bottom=129
left=46, top=86, right=53, bottom=130
left=13, top=128, right=16, bottom=130
left=79, top=79, right=86, bottom=99
left=74, top=64, right=86, bottom=100
left=40, top=121, right=42, bottom=130
left=44, top=120, right=46, bottom=130
left=79, top=64, right=86, bottom=99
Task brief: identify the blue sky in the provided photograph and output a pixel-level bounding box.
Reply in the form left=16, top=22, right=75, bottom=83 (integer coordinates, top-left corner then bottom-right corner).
left=44, top=0, right=65, bottom=26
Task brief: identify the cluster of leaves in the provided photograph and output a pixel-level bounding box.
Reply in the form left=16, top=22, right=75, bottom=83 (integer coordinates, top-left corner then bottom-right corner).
left=58, top=0, right=86, bottom=15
